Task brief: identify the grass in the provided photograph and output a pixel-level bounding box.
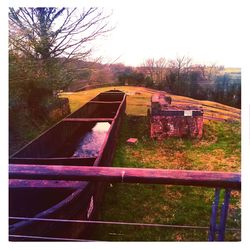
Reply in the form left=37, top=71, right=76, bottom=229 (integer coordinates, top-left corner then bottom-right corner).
left=10, top=85, right=239, bottom=241
left=61, top=86, right=240, bottom=241
left=112, top=118, right=240, bottom=171
left=90, top=116, right=240, bottom=241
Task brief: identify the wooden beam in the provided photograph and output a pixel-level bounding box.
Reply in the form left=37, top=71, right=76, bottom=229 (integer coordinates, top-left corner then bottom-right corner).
left=9, top=164, right=241, bottom=190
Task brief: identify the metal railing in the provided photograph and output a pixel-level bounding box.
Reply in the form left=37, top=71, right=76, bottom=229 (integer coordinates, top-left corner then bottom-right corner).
left=9, top=164, right=241, bottom=241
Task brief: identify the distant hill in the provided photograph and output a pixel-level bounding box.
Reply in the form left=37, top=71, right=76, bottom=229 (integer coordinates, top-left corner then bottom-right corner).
left=223, top=67, right=241, bottom=74
left=61, top=86, right=240, bottom=122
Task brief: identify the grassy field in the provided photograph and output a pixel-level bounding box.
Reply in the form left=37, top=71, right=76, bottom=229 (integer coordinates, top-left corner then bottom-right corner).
left=61, top=86, right=241, bottom=241
left=60, top=85, right=240, bottom=119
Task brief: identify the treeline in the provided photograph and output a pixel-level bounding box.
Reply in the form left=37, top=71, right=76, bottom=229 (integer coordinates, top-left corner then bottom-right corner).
left=70, top=56, right=241, bottom=108
left=111, top=57, right=241, bottom=108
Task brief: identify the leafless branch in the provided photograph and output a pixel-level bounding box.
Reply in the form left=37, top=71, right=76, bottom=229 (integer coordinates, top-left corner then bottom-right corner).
left=9, top=7, right=113, bottom=62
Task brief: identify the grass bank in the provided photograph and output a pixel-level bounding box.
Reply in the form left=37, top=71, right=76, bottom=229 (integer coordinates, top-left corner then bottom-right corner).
left=61, top=86, right=240, bottom=241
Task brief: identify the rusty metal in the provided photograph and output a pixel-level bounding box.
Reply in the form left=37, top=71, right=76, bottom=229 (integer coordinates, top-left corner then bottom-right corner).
left=63, top=118, right=114, bottom=122
left=9, top=90, right=126, bottom=241
left=9, top=234, right=93, bottom=241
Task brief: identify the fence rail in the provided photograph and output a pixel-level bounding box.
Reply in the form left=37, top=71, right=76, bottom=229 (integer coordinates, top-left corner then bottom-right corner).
left=9, top=164, right=241, bottom=241
left=9, top=216, right=240, bottom=231
left=9, top=164, right=241, bottom=190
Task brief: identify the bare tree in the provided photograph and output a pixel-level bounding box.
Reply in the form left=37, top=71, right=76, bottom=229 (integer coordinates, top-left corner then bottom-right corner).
left=141, top=57, right=168, bottom=84
left=9, top=7, right=113, bottom=120
left=168, top=56, right=192, bottom=80
left=165, top=56, right=193, bottom=93
left=197, top=64, right=207, bottom=80
left=9, top=7, right=112, bottom=62
left=207, top=63, right=220, bottom=81
left=155, top=57, right=167, bottom=83
left=141, top=58, right=155, bottom=81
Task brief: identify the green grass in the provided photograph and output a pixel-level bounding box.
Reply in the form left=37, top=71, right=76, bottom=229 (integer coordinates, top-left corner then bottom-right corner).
left=91, top=115, right=240, bottom=241
left=60, top=86, right=240, bottom=241
left=110, top=116, right=240, bottom=172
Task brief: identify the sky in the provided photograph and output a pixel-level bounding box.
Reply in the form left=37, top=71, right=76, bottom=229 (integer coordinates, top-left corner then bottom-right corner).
left=89, top=0, right=247, bottom=67
left=6, top=0, right=248, bottom=67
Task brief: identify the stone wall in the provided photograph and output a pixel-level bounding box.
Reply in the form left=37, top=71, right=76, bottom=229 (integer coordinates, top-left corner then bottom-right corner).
left=150, top=94, right=203, bottom=139
left=150, top=115, right=203, bottom=139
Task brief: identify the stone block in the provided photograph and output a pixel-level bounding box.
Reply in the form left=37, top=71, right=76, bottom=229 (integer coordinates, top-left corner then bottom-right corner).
left=150, top=94, right=203, bottom=139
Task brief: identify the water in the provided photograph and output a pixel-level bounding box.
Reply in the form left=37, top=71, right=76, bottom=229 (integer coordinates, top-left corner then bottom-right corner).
left=72, top=122, right=111, bottom=158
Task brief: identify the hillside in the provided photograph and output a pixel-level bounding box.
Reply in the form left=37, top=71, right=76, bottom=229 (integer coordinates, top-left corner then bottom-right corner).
left=223, top=67, right=241, bottom=74
left=61, top=86, right=241, bottom=241
left=61, top=86, right=240, bottom=120
left=61, top=85, right=240, bottom=173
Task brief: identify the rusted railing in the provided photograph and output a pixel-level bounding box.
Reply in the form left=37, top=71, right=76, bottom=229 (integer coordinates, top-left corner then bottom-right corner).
left=9, top=164, right=241, bottom=241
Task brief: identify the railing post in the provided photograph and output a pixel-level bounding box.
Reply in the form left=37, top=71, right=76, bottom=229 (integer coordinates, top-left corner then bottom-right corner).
left=208, top=188, right=231, bottom=241
left=218, top=189, right=231, bottom=241
left=208, top=188, right=220, bottom=241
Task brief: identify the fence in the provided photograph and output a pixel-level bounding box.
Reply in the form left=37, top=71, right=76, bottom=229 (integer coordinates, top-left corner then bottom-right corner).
left=9, top=164, right=241, bottom=241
